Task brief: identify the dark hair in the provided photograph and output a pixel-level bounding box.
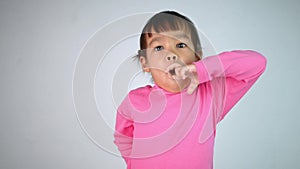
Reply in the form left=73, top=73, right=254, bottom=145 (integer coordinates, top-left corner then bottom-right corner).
left=137, top=11, right=202, bottom=58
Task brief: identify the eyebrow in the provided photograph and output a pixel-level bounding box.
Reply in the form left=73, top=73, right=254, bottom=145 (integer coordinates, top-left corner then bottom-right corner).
left=148, top=37, right=164, bottom=47
left=175, top=33, right=190, bottom=40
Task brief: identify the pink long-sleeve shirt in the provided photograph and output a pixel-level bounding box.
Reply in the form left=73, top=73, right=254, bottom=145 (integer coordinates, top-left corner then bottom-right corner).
left=114, top=50, right=267, bottom=169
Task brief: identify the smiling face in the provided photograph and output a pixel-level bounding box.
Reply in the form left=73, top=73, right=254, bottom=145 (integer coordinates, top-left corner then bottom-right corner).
left=140, top=30, right=200, bottom=93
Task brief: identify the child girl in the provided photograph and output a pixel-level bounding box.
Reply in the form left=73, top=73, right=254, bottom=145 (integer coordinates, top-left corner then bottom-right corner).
left=114, top=11, right=266, bottom=169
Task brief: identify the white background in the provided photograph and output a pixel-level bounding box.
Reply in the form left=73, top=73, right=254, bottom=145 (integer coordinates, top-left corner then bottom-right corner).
left=0, top=0, right=299, bottom=168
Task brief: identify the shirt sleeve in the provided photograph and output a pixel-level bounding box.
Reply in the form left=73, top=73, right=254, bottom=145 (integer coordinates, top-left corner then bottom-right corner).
left=194, top=50, right=267, bottom=122
left=113, top=97, right=133, bottom=167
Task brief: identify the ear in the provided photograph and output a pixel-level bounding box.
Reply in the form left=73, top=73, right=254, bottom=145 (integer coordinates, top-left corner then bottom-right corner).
left=140, top=56, right=150, bottom=72
left=195, top=50, right=203, bottom=61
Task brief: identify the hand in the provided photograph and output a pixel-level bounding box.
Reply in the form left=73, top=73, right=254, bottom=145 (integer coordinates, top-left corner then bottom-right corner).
left=166, top=63, right=199, bottom=94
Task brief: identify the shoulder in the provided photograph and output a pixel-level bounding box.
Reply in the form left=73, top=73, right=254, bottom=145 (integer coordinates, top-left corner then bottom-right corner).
left=128, top=85, right=153, bottom=98
left=118, top=85, right=153, bottom=112
left=128, top=85, right=152, bottom=107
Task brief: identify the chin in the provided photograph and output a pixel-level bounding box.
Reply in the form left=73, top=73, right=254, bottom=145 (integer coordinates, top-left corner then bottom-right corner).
left=161, top=79, right=190, bottom=93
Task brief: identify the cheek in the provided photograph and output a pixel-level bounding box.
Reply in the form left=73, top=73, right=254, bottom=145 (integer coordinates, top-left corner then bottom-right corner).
left=147, top=52, right=169, bottom=68
left=179, top=51, right=198, bottom=64
left=151, top=69, right=169, bottom=84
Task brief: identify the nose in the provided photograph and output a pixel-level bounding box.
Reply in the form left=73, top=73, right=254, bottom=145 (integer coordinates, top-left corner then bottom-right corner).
left=166, top=55, right=178, bottom=62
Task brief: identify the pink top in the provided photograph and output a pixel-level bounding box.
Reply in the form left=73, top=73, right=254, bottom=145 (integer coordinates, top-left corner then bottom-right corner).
left=114, top=50, right=267, bottom=169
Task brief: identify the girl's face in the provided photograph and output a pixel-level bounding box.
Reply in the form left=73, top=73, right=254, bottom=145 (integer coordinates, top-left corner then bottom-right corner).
left=140, top=30, right=200, bottom=93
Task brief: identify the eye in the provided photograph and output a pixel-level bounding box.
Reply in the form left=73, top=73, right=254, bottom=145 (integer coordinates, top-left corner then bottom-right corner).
left=176, top=43, right=187, bottom=48
left=154, top=46, right=164, bottom=51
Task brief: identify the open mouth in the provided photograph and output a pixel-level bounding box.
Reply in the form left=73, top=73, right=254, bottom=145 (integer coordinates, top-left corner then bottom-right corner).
left=169, top=68, right=176, bottom=75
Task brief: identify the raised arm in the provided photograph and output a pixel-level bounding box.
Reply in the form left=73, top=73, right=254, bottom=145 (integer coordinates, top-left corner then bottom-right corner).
left=194, top=50, right=267, bottom=121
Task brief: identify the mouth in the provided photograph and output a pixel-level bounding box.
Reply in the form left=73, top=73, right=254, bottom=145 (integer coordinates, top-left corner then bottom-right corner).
left=168, top=68, right=176, bottom=75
